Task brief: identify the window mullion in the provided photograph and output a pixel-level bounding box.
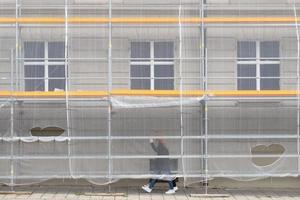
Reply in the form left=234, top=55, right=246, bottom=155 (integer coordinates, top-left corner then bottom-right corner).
left=150, top=41, right=154, bottom=90
left=256, top=41, right=260, bottom=91
left=45, top=42, right=49, bottom=91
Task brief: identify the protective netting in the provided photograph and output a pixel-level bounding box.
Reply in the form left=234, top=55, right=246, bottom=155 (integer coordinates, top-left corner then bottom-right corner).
left=0, top=0, right=299, bottom=187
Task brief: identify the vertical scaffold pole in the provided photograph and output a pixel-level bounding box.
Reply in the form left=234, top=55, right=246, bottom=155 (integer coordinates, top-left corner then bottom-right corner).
left=201, top=1, right=206, bottom=91
left=64, top=0, right=72, bottom=178
left=293, top=1, right=300, bottom=175
left=200, top=0, right=205, bottom=188
left=204, top=48, right=208, bottom=195
left=200, top=0, right=209, bottom=195
left=10, top=0, right=20, bottom=190
left=15, top=1, right=19, bottom=91
left=178, top=0, right=185, bottom=187
left=108, top=0, right=113, bottom=192
left=10, top=49, right=14, bottom=191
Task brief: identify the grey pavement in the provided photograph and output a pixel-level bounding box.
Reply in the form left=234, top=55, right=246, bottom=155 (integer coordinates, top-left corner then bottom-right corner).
left=0, top=185, right=300, bottom=200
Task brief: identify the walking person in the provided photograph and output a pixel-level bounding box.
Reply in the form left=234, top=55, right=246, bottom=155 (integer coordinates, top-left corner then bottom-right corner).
left=142, top=135, right=177, bottom=194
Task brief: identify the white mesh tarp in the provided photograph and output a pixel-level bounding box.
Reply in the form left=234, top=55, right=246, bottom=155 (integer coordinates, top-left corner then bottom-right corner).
left=0, top=0, right=299, bottom=187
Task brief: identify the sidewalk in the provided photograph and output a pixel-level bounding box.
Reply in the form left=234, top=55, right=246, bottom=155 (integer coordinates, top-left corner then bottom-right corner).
left=0, top=185, right=300, bottom=200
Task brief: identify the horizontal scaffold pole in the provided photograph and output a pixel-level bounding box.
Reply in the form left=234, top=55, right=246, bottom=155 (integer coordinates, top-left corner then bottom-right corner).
left=0, top=17, right=300, bottom=24
left=0, top=90, right=298, bottom=98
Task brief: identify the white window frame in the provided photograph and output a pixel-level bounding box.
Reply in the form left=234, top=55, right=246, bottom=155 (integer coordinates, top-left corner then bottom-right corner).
left=237, top=41, right=280, bottom=90
left=24, top=41, right=66, bottom=91
left=130, top=41, right=174, bottom=90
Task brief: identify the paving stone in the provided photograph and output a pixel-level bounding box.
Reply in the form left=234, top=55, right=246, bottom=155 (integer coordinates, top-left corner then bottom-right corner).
left=1, top=194, right=17, bottom=199
left=46, top=189, right=58, bottom=198
left=89, top=196, right=103, bottom=200
left=28, top=189, right=46, bottom=199
left=3, top=186, right=300, bottom=200
left=151, top=192, right=164, bottom=200
left=115, top=196, right=127, bottom=200
left=66, top=192, right=80, bottom=199
left=14, top=194, right=31, bottom=199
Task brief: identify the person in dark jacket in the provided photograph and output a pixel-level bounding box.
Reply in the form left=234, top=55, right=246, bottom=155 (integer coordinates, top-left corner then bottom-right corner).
left=142, top=137, right=176, bottom=194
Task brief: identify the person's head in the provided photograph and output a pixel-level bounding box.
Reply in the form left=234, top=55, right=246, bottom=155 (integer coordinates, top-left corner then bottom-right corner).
left=154, top=130, right=161, bottom=135
left=158, top=138, right=165, bottom=145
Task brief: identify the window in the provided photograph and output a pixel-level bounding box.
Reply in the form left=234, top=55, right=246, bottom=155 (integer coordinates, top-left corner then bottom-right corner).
left=130, top=41, right=174, bottom=90
left=237, top=41, right=280, bottom=90
left=24, top=41, right=66, bottom=91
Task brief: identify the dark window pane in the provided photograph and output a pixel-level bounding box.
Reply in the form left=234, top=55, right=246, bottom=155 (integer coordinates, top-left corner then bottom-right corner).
left=130, top=65, right=150, bottom=77
left=24, top=42, right=44, bottom=61
left=131, top=42, right=150, bottom=60
left=260, top=64, right=280, bottom=90
left=154, top=79, right=174, bottom=90
left=25, top=79, right=45, bottom=91
left=25, top=65, right=44, bottom=78
left=238, top=64, right=256, bottom=90
left=49, top=65, right=65, bottom=78
left=154, top=65, right=174, bottom=78
left=49, top=79, right=65, bottom=91
left=237, top=64, right=256, bottom=77
left=260, top=41, right=279, bottom=60
left=237, top=79, right=256, bottom=90
left=48, top=42, right=65, bottom=62
left=260, top=79, right=280, bottom=90
left=154, top=42, right=174, bottom=60
left=260, top=64, right=280, bottom=77
left=237, top=41, right=256, bottom=60
left=131, top=79, right=151, bottom=89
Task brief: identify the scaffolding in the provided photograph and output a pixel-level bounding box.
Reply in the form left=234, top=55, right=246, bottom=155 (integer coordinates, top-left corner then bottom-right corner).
left=0, top=0, right=299, bottom=188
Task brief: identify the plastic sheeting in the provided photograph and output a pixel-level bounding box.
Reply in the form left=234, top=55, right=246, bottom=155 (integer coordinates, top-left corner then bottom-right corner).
left=0, top=0, right=300, bottom=187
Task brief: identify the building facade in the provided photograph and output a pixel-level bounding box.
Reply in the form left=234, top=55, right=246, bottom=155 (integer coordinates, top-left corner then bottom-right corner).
left=0, top=0, right=299, bottom=186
